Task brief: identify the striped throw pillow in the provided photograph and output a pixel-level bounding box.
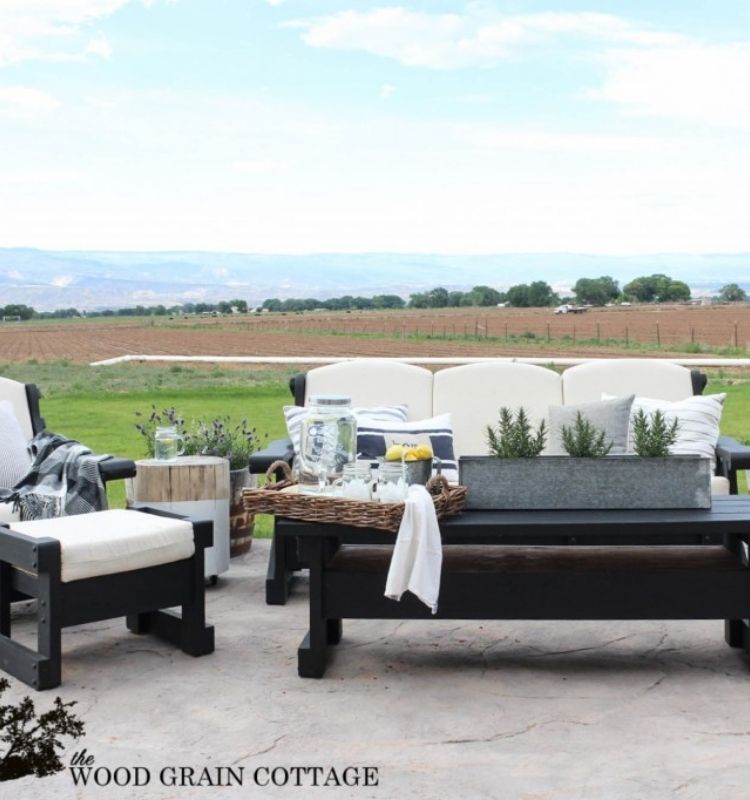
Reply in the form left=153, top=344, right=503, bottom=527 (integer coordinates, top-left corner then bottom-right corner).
left=356, top=413, right=458, bottom=484
left=605, top=393, right=725, bottom=469
left=283, top=404, right=409, bottom=458
left=0, top=401, right=31, bottom=489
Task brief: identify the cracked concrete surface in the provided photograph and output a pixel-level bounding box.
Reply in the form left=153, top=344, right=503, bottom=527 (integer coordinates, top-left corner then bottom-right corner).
left=7, top=539, right=750, bottom=799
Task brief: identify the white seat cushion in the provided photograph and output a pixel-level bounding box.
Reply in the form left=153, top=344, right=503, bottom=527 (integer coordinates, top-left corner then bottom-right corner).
left=305, top=360, right=434, bottom=420
left=433, top=362, right=563, bottom=457
left=0, top=502, right=20, bottom=524
left=711, top=476, right=730, bottom=496
left=563, top=360, right=693, bottom=405
left=10, top=509, right=195, bottom=583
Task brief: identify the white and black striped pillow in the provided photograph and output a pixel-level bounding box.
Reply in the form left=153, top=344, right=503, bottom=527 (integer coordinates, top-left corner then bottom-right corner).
left=283, top=404, right=409, bottom=458
left=605, top=393, right=725, bottom=469
left=0, top=401, right=31, bottom=489
left=356, top=413, right=458, bottom=484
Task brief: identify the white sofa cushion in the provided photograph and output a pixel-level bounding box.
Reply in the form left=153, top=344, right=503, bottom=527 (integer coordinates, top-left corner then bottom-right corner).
left=10, top=509, right=195, bottom=583
left=0, top=400, right=31, bottom=488
left=283, top=404, right=408, bottom=458
left=0, top=377, right=34, bottom=441
left=0, top=502, right=20, bottom=524
left=304, top=360, right=433, bottom=421
left=563, top=360, right=693, bottom=405
left=433, top=362, right=563, bottom=457
left=356, top=413, right=458, bottom=483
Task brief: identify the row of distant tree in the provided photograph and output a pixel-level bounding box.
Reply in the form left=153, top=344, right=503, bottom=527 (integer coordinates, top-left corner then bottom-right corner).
left=1, top=277, right=748, bottom=321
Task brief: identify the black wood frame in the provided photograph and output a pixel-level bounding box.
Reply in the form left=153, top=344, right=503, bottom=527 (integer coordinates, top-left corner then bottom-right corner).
left=0, top=507, right=214, bottom=690
left=280, top=496, right=750, bottom=678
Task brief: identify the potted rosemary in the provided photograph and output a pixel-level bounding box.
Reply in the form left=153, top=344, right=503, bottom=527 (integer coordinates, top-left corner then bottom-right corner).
left=459, top=406, right=711, bottom=511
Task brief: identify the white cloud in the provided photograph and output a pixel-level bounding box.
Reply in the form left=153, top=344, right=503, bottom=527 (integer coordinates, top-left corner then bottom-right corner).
left=379, top=83, right=395, bottom=99
left=454, top=125, right=668, bottom=154
left=290, top=8, right=659, bottom=69
left=51, top=275, right=75, bottom=287
left=6, top=270, right=23, bottom=280
left=591, top=42, right=750, bottom=129
left=232, top=158, right=284, bottom=174
left=0, top=86, right=59, bottom=117
left=85, top=33, right=113, bottom=59
left=0, top=1, right=167, bottom=65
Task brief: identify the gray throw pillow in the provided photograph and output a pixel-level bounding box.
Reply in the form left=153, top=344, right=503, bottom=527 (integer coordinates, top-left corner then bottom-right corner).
left=0, top=401, right=31, bottom=488
left=546, top=395, right=635, bottom=456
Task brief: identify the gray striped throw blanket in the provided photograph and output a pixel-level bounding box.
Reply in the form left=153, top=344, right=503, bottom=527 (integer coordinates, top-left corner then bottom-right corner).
left=1, top=432, right=110, bottom=520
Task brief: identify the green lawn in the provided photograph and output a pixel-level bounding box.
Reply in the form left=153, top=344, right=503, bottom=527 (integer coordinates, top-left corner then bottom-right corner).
left=4, top=363, right=750, bottom=538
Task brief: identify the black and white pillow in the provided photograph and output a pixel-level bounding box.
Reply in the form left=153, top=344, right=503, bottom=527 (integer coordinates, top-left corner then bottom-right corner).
left=283, top=404, right=409, bottom=458
left=604, top=392, right=726, bottom=468
left=356, top=413, right=458, bottom=484
left=0, top=401, right=31, bottom=489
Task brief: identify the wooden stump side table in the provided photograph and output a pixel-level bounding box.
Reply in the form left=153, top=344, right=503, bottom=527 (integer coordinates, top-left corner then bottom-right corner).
left=126, top=456, right=230, bottom=582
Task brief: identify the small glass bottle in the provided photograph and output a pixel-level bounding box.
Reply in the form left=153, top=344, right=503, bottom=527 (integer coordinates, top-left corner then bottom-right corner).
left=376, top=462, right=409, bottom=503
left=340, top=462, right=373, bottom=501
left=298, top=395, right=356, bottom=493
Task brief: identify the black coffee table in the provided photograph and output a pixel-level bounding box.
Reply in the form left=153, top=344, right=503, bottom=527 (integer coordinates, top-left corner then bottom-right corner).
left=276, top=496, right=750, bottom=678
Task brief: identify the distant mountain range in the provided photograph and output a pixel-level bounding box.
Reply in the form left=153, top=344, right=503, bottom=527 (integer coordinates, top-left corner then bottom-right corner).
left=0, top=248, right=748, bottom=311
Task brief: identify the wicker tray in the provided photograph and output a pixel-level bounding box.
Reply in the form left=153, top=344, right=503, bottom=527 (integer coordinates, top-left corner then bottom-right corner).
left=243, top=460, right=467, bottom=532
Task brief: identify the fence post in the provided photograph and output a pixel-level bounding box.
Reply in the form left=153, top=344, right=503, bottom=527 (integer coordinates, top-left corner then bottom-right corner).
left=546, top=322, right=551, bottom=342
left=505, top=323, right=509, bottom=341
left=656, top=322, right=661, bottom=347
left=734, top=321, right=739, bottom=349
left=691, top=326, right=695, bottom=345
left=596, top=322, right=601, bottom=343
left=625, top=325, right=629, bottom=346
left=573, top=324, right=576, bottom=343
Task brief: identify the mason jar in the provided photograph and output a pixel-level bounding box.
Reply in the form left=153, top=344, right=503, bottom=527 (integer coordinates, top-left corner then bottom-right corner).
left=298, top=395, right=356, bottom=493
left=339, top=462, right=373, bottom=500
left=376, top=462, right=409, bottom=503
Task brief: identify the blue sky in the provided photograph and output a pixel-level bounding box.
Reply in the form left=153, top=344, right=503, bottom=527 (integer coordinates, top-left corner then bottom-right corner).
left=1, top=0, right=749, bottom=254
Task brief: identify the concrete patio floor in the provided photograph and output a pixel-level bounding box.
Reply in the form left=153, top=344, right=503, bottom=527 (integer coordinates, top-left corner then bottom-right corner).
left=7, top=538, right=750, bottom=799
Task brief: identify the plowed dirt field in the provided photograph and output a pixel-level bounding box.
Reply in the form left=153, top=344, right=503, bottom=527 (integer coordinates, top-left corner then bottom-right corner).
left=1, top=304, right=749, bottom=364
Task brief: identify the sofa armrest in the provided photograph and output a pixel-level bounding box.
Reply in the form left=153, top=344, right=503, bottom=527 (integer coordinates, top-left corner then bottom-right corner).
left=249, top=438, right=294, bottom=475
left=715, top=435, right=750, bottom=494
left=98, top=457, right=137, bottom=483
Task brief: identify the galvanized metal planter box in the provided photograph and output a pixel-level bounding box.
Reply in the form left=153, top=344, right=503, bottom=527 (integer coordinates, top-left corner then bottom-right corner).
left=459, top=455, right=712, bottom=510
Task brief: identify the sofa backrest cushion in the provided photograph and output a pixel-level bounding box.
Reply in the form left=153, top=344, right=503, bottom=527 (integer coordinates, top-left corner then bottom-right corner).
left=303, top=360, right=433, bottom=420
left=562, top=359, right=693, bottom=405
left=0, top=400, right=32, bottom=488
left=433, top=362, right=563, bottom=457
left=0, top=377, right=33, bottom=441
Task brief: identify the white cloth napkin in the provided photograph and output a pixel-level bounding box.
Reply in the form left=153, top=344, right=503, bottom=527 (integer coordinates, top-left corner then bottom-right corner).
left=384, top=484, right=443, bottom=614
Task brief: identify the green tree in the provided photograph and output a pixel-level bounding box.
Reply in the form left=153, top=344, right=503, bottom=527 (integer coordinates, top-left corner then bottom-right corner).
left=262, top=298, right=283, bottom=312
left=718, top=283, right=748, bottom=303
left=372, top=294, right=405, bottom=309
left=408, top=292, right=430, bottom=308
left=427, top=287, right=450, bottom=308
left=464, top=285, right=504, bottom=306
left=573, top=276, right=620, bottom=306
left=505, top=281, right=558, bottom=307
left=1, top=304, right=35, bottom=320
left=623, top=274, right=691, bottom=303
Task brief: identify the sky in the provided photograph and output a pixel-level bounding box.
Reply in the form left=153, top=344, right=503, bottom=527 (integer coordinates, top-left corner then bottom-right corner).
left=0, top=0, right=749, bottom=255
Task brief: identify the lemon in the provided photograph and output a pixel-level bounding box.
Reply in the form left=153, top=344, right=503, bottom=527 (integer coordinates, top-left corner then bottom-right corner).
left=385, top=444, right=406, bottom=462
left=404, top=451, right=418, bottom=461
left=413, top=444, right=433, bottom=460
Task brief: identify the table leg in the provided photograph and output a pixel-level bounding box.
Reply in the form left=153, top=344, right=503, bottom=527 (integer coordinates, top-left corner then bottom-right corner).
left=725, top=619, right=745, bottom=648
left=266, top=524, right=292, bottom=605
left=297, top=536, right=336, bottom=678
